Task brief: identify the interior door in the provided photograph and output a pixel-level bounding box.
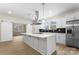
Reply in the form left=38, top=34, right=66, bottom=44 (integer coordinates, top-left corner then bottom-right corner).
left=1, top=22, right=13, bottom=41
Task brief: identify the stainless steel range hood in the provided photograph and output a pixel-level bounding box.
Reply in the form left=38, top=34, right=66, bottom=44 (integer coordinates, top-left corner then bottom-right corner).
left=32, top=10, right=42, bottom=25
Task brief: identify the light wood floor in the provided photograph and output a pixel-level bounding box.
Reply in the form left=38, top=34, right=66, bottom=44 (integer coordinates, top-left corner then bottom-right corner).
left=0, top=36, right=79, bottom=55
left=57, top=44, right=79, bottom=55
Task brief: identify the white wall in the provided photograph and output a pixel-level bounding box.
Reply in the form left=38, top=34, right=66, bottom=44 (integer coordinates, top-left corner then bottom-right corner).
left=0, top=22, right=13, bottom=42
left=26, top=24, right=32, bottom=33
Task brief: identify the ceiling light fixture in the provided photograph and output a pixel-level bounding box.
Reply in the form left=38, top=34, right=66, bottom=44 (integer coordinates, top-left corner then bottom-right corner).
left=32, top=3, right=45, bottom=24
left=42, top=3, right=45, bottom=19
left=8, top=10, right=12, bottom=14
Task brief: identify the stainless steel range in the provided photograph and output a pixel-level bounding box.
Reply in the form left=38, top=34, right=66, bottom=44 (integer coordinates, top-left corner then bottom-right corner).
left=66, top=20, right=79, bottom=48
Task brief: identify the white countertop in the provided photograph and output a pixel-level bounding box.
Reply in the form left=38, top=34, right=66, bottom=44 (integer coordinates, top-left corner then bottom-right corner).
left=21, top=33, right=56, bottom=38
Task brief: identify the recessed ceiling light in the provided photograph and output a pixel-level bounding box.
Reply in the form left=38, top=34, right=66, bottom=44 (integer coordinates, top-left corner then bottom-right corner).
left=8, top=10, right=12, bottom=14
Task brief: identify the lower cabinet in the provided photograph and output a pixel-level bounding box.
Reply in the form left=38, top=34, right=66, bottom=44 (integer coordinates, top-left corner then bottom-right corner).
left=33, top=37, right=39, bottom=50
left=23, top=35, right=56, bottom=55
left=38, top=38, right=47, bottom=54
left=33, top=37, right=47, bottom=54
left=26, top=35, right=30, bottom=46
left=56, top=33, right=66, bottom=44
left=23, top=35, right=28, bottom=44
left=29, top=36, right=34, bottom=47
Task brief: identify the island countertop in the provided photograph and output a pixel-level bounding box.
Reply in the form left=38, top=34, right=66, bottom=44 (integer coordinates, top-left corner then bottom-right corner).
left=21, top=33, right=56, bottom=38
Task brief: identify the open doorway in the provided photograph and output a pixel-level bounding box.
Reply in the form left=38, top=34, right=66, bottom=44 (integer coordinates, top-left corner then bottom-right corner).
left=13, top=23, right=26, bottom=37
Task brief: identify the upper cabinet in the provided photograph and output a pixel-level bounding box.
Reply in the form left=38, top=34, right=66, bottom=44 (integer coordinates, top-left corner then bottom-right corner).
left=54, top=17, right=66, bottom=28
left=44, top=17, right=66, bottom=28
left=41, top=20, right=56, bottom=30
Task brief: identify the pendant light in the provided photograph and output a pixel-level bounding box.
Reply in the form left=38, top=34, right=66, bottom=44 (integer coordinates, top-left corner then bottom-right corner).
left=41, top=3, right=45, bottom=24
left=42, top=3, right=45, bottom=19
left=37, top=3, right=45, bottom=24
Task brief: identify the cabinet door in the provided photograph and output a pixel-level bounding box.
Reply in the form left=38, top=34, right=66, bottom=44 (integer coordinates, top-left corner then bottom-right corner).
left=23, top=36, right=34, bottom=48
left=59, top=34, right=66, bottom=44
left=56, top=33, right=66, bottom=44
left=24, top=35, right=29, bottom=45
left=63, top=34, right=66, bottom=44
left=47, top=36, right=56, bottom=54
left=38, top=38, right=47, bottom=54
left=56, top=33, right=61, bottom=43
left=26, top=35, right=30, bottom=46
left=26, top=35, right=30, bottom=45
left=30, top=36, right=34, bottom=47
left=33, top=37, right=39, bottom=50
left=23, top=35, right=26, bottom=43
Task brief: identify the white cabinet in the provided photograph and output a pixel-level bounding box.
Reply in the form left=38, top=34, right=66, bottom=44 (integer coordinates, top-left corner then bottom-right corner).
left=26, top=36, right=33, bottom=47
left=33, top=37, right=39, bottom=50
left=47, top=36, right=56, bottom=54
left=56, top=18, right=66, bottom=28
left=23, top=35, right=31, bottom=46
left=23, top=35, right=26, bottom=43
left=56, top=33, right=66, bottom=44
left=27, top=36, right=31, bottom=46
left=38, top=38, right=47, bottom=54
left=30, top=36, right=34, bottom=47
left=23, top=35, right=28, bottom=44
left=23, top=34, right=56, bottom=55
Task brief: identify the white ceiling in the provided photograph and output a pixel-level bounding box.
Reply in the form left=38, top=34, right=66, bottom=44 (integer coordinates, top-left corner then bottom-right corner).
left=0, top=3, right=79, bottom=20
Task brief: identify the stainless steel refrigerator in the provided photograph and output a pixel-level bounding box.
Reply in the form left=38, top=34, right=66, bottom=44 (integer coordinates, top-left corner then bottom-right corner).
left=66, top=20, right=79, bottom=48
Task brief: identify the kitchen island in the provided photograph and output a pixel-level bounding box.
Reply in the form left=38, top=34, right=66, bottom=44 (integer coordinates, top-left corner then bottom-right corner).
left=22, top=33, right=56, bottom=55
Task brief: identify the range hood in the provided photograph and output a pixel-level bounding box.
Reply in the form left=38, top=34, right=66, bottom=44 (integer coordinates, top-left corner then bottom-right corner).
left=32, top=3, right=45, bottom=25
left=32, top=10, right=42, bottom=25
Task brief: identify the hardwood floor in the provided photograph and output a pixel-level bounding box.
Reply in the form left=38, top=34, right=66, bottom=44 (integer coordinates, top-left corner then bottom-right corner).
left=0, top=36, right=41, bottom=55
left=0, top=36, right=79, bottom=55
left=57, top=44, right=79, bottom=55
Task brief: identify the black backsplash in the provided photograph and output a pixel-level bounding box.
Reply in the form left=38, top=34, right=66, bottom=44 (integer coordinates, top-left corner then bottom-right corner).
left=39, top=28, right=66, bottom=33
left=57, top=28, right=66, bottom=33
